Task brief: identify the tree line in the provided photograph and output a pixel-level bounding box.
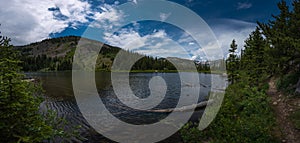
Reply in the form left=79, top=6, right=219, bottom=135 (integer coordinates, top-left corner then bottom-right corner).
left=19, top=43, right=211, bottom=72
left=227, top=0, right=300, bottom=86
left=181, top=0, right=300, bottom=142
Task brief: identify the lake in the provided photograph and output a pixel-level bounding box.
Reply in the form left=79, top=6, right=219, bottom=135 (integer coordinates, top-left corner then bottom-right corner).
left=26, top=72, right=226, bottom=142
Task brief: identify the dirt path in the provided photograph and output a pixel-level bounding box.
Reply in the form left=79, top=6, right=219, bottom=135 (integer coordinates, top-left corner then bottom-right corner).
left=267, top=78, right=300, bottom=143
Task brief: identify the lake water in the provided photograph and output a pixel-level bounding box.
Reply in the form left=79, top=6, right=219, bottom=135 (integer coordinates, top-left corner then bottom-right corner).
left=26, top=72, right=226, bottom=142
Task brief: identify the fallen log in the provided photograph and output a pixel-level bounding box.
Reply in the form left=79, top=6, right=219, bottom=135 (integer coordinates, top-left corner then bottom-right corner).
left=22, top=78, right=36, bottom=82
left=146, top=100, right=212, bottom=113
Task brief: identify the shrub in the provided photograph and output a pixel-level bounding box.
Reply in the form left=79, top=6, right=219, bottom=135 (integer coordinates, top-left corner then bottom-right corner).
left=180, top=82, right=279, bottom=143
left=180, top=123, right=203, bottom=143
left=276, top=72, right=300, bottom=94
left=290, top=109, right=300, bottom=130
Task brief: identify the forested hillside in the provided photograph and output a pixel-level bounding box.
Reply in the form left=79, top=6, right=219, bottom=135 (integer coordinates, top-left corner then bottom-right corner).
left=16, top=36, right=211, bottom=72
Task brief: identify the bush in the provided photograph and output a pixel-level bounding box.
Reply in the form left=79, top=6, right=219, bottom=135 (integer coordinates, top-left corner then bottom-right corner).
left=181, top=82, right=279, bottom=143
left=180, top=123, right=203, bottom=143
left=290, top=109, right=300, bottom=130
left=276, top=72, right=300, bottom=94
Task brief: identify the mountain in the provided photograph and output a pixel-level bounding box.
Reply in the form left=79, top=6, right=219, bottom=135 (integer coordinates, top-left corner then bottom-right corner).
left=16, top=36, right=200, bottom=72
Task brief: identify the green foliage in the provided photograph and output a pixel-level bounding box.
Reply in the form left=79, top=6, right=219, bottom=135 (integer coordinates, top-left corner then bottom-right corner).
left=290, top=109, right=300, bottom=130
left=131, top=56, right=177, bottom=71
left=198, top=83, right=278, bottom=143
left=0, top=34, right=53, bottom=142
left=180, top=82, right=277, bottom=143
left=181, top=1, right=300, bottom=142
left=240, top=28, right=269, bottom=86
left=226, top=39, right=240, bottom=84
left=276, top=72, right=300, bottom=94
left=43, top=110, right=86, bottom=142
left=0, top=33, right=81, bottom=142
left=18, top=37, right=211, bottom=72
left=180, top=123, right=203, bottom=143
left=258, top=0, right=300, bottom=74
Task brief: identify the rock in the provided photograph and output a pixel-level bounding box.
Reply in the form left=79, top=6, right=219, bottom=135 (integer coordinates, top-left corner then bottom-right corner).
left=282, top=139, right=286, bottom=143
left=278, top=99, right=282, bottom=102
left=279, top=94, right=282, bottom=98
left=273, top=102, right=278, bottom=105
left=289, top=109, right=293, bottom=112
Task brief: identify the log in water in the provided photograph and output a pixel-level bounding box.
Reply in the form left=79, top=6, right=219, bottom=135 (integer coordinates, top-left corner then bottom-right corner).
left=146, top=100, right=212, bottom=113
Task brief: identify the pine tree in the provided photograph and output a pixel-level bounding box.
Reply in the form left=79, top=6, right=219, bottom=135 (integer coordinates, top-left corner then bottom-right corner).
left=0, top=31, right=82, bottom=142
left=0, top=33, right=54, bottom=142
left=226, top=39, right=240, bottom=84
left=289, top=0, right=300, bottom=72
left=241, top=27, right=268, bottom=85
left=258, top=0, right=293, bottom=74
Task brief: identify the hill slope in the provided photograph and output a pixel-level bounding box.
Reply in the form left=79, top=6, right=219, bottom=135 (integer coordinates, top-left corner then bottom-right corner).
left=16, top=36, right=205, bottom=72
left=16, top=36, right=123, bottom=71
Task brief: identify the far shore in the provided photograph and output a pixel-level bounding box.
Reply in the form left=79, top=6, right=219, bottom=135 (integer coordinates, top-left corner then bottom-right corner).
left=24, top=70, right=227, bottom=75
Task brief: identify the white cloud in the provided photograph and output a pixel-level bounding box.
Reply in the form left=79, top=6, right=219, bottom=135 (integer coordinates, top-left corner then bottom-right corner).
left=0, top=0, right=256, bottom=62
left=0, top=0, right=95, bottom=45
left=210, top=19, right=256, bottom=57
left=54, top=0, right=92, bottom=23
left=94, top=4, right=123, bottom=24
left=105, top=29, right=146, bottom=50
left=159, top=13, right=171, bottom=21
left=104, top=28, right=191, bottom=58
left=111, top=18, right=256, bottom=61
left=178, top=32, right=194, bottom=44
left=104, top=29, right=168, bottom=50
left=128, top=0, right=138, bottom=4
left=0, top=0, right=125, bottom=45
left=237, top=2, right=252, bottom=10
left=186, top=19, right=256, bottom=61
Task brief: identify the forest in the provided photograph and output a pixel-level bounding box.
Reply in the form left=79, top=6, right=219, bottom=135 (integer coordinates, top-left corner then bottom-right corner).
left=1, top=0, right=300, bottom=142
left=181, top=1, right=300, bottom=142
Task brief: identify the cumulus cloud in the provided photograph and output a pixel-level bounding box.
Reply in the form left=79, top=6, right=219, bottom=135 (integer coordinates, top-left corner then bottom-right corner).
left=0, top=0, right=123, bottom=45
left=104, top=18, right=255, bottom=61
left=127, top=0, right=138, bottom=4
left=91, top=4, right=124, bottom=31
left=185, top=19, right=256, bottom=61
left=104, top=28, right=147, bottom=50
left=104, top=28, right=191, bottom=58
left=210, top=19, right=256, bottom=57
left=0, top=0, right=93, bottom=45
left=0, top=1, right=65, bottom=45
left=237, top=2, right=252, bottom=10
left=0, top=0, right=256, bottom=62
left=132, top=0, right=138, bottom=4
left=159, top=13, right=171, bottom=21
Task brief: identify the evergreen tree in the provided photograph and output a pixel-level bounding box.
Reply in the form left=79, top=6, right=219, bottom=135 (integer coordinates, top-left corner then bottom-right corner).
left=0, top=32, right=81, bottom=142
left=257, top=0, right=300, bottom=74
left=0, top=33, right=54, bottom=142
left=241, top=27, right=268, bottom=85
left=289, top=0, right=300, bottom=72
left=226, top=39, right=240, bottom=84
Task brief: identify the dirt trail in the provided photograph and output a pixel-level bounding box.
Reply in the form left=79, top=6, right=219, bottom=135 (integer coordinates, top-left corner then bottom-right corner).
left=267, top=79, right=300, bottom=143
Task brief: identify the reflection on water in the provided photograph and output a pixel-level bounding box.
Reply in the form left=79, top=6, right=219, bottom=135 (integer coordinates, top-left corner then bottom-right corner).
left=25, top=72, right=225, bottom=142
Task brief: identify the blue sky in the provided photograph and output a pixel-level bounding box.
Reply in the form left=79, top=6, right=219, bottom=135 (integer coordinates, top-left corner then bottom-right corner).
left=0, top=0, right=293, bottom=60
